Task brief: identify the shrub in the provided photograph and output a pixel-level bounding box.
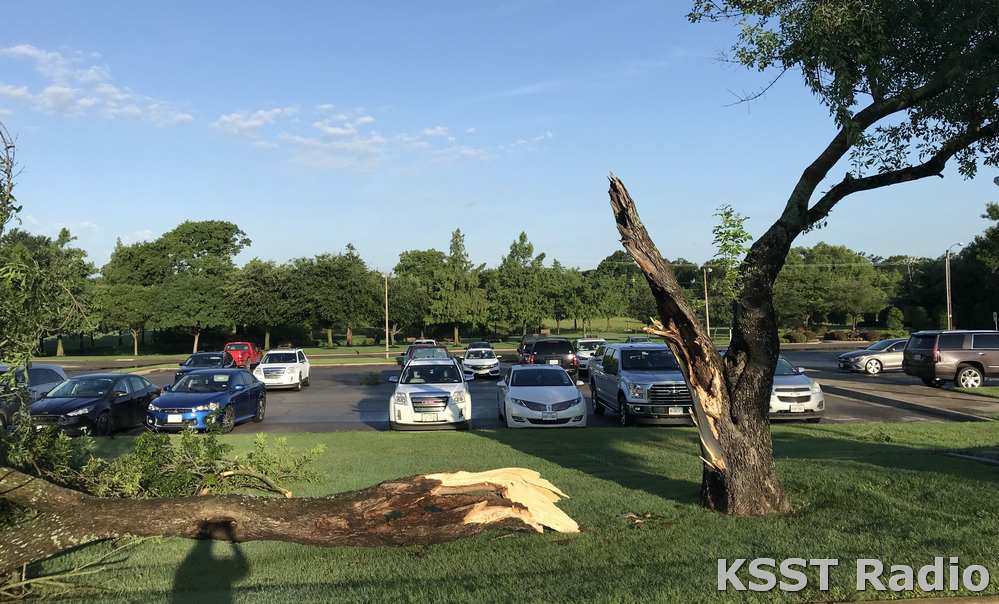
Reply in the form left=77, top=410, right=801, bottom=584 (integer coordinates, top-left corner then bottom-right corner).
left=860, top=330, right=884, bottom=341
left=824, top=330, right=857, bottom=341
left=783, top=330, right=808, bottom=343
left=886, top=307, right=905, bottom=330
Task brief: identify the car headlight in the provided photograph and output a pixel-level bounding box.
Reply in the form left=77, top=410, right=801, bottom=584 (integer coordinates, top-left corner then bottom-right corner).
left=810, top=381, right=822, bottom=394
left=393, top=393, right=408, bottom=405
left=452, top=390, right=467, bottom=404
left=512, top=398, right=531, bottom=408
left=148, top=403, right=160, bottom=411
left=193, top=402, right=220, bottom=411
left=627, top=383, right=648, bottom=399
left=65, top=406, right=92, bottom=417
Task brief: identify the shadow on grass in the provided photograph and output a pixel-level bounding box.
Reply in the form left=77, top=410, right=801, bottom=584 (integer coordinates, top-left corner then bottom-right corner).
left=171, top=523, right=248, bottom=604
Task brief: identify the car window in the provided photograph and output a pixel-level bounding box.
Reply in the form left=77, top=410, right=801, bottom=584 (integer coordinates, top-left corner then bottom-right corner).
left=226, top=343, right=249, bottom=351
left=400, top=364, right=462, bottom=384
left=621, top=349, right=680, bottom=371
left=907, top=335, right=936, bottom=350
left=115, top=378, right=132, bottom=395
left=938, top=334, right=965, bottom=350
left=511, top=368, right=572, bottom=387
left=577, top=341, right=605, bottom=351
left=593, top=346, right=605, bottom=359
left=298, top=352, right=306, bottom=363
left=28, top=368, right=62, bottom=384
left=188, top=354, right=224, bottom=367
left=532, top=340, right=573, bottom=355
left=173, top=372, right=232, bottom=393
left=972, top=334, right=999, bottom=349
left=412, top=348, right=450, bottom=360
left=466, top=350, right=495, bottom=359
left=603, top=350, right=619, bottom=374
left=888, top=342, right=906, bottom=352
left=867, top=340, right=894, bottom=351
left=127, top=376, right=147, bottom=393
left=774, top=358, right=797, bottom=376
left=262, top=352, right=297, bottom=364
left=47, top=377, right=114, bottom=398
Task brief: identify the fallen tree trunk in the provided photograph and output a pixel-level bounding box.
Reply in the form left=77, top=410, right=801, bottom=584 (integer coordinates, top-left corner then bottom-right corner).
left=0, top=467, right=578, bottom=575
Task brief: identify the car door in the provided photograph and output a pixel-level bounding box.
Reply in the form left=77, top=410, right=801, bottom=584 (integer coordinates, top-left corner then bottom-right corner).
left=298, top=351, right=310, bottom=380
left=127, top=376, right=153, bottom=427
left=972, top=334, right=999, bottom=376
left=884, top=341, right=906, bottom=370
left=228, top=372, right=249, bottom=417
left=596, top=349, right=618, bottom=400
left=110, top=377, right=133, bottom=429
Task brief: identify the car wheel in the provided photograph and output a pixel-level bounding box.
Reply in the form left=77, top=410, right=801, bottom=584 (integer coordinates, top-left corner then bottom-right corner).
left=956, top=365, right=984, bottom=388
left=618, top=393, right=631, bottom=427
left=221, top=405, right=236, bottom=433
left=253, top=393, right=266, bottom=423
left=94, top=411, right=112, bottom=436
left=921, top=377, right=943, bottom=388
left=864, top=359, right=883, bottom=375
left=295, top=375, right=303, bottom=392
left=304, top=374, right=311, bottom=387
left=497, top=398, right=504, bottom=420
left=591, top=382, right=604, bottom=415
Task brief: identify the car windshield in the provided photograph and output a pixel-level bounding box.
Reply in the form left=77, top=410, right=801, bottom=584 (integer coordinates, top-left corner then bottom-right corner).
left=400, top=365, right=461, bottom=384
left=187, top=355, right=224, bottom=367
left=628, top=337, right=651, bottom=342
left=866, top=340, right=894, bottom=351
left=47, top=377, right=114, bottom=398
left=532, top=340, right=573, bottom=355
left=226, top=344, right=249, bottom=351
left=621, top=349, right=679, bottom=370
left=774, top=358, right=798, bottom=376
left=173, top=373, right=231, bottom=393
left=465, top=350, right=495, bottom=360
left=468, top=342, right=490, bottom=349
left=412, top=348, right=450, bottom=360
left=908, top=335, right=936, bottom=350
left=511, top=369, right=572, bottom=387
left=577, top=341, right=604, bottom=351
left=262, top=353, right=297, bottom=364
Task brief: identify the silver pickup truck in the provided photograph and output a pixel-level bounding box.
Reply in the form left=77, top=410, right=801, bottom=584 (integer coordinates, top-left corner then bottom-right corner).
left=587, top=343, right=694, bottom=426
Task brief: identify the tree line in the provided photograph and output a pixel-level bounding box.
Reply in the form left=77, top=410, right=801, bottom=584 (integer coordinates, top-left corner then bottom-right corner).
left=5, top=203, right=998, bottom=355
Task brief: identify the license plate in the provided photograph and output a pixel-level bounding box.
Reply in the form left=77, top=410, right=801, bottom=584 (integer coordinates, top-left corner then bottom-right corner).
left=542, top=411, right=558, bottom=420
left=668, top=406, right=684, bottom=416
left=789, top=404, right=805, bottom=413
left=167, top=414, right=183, bottom=423
left=548, top=360, right=559, bottom=365
left=419, top=413, right=439, bottom=422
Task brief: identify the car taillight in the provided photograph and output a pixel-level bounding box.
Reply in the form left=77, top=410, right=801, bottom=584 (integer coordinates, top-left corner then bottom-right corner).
left=933, top=348, right=941, bottom=362
left=529, top=353, right=536, bottom=364
left=571, top=353, right=578, bottom=367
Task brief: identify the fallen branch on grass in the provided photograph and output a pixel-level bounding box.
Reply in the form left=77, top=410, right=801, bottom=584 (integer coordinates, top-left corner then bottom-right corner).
left=0, top=467, right=578, bottom=576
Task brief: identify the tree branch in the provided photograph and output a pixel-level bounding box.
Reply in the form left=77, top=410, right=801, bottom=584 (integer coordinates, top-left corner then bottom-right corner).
left=807, top=120, right=999, bottom=224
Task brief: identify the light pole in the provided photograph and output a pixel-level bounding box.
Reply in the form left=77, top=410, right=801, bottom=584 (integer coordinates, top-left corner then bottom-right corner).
left=945, top=243, right=963, bottom=330
left=703, top=267, right=713, bottom=337
left=383, top=273, right=390, bottom=359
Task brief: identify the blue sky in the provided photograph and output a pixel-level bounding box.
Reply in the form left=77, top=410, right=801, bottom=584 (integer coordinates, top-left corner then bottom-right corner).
left=3, top=1, right=996, bottom=272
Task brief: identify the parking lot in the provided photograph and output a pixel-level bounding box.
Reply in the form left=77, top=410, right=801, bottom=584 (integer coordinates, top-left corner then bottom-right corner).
left=123, top=349, right=972, bottom=433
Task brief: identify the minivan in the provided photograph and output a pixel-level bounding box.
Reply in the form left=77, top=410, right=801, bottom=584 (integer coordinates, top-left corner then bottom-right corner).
left=903, top=330, right=999, bottom=388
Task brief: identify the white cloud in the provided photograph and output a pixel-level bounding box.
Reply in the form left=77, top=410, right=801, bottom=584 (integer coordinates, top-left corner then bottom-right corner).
left=214, top=106, right=297, bottom=135
left=422, top=125, right=449, bottom=137
left=465, top=127, right=476, bottom=134
left=313, top=120, right=357, bottom=138
left=354, top=115, right=375, bottom=125
left=0, top=44, right=194, bottom=126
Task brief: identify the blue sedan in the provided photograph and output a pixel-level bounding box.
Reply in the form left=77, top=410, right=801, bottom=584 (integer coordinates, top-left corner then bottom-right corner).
left=145, top=369, right=265, bottom=433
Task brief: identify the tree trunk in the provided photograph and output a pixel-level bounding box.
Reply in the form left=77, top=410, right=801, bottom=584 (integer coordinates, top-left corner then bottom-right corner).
left=608, top=177, right=790, bottom=516
left=326, top=328, right=334, bottom=348
left=555, top=318, right=561, bottom=335
left=264, top=329, right=271, bottom=351
left=55, top=335, right=64, bottom=357
left=574, top=318, right=578, bottom=331
left=0, top=467, right=578, bottom=576
left=453, top=325, right=459, bottom=345
left=192, top=329, right=201, bottom=354
left=130, top=328, right=140, bottom=357
left=346, top=326, right=353, bottom=347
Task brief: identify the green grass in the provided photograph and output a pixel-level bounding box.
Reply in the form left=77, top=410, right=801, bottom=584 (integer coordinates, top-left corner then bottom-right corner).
left=957, top=386, right=999, bottom=399
left=33, top=422, right=999, bottom=603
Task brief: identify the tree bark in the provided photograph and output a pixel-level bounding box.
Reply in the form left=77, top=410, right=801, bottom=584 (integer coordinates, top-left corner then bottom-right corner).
left=264, top=329, right=271, bottom=351
left=326, top=328, right=334, bottom=348
left=55, top=335, right=64, bottom=357
left=608, top=176, right=790, bottom=515
left=453, top=325, right=460, bottom=345
left=0, top=467, right=577, bottom=576
left=192, top=329, right=201, bottom=354
left=130, top=328, right=140, bottom=357
left=346, top=325, right=353, bottom=347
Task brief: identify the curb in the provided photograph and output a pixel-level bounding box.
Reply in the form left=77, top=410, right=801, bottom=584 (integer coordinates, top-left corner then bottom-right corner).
left=821, top=384, right=993, bottom=422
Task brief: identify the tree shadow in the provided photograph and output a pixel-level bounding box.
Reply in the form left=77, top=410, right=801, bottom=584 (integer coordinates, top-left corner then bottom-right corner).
left=170, top=522, right=249, bottom=604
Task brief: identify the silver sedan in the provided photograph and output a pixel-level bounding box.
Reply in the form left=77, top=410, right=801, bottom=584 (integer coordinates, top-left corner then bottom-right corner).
left=837, top=338, right=909, bottom=375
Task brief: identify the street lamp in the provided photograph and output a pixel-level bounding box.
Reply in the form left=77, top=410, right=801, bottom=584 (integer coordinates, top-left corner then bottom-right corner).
left=703, top=267, right=713, bottom=336
left=945, top=243, right=963, bottom=330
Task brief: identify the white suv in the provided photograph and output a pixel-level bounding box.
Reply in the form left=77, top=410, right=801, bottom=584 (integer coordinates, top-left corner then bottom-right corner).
left=253, top=348, right=311, bottom=390
left=389, top=358, right=472, bottom=430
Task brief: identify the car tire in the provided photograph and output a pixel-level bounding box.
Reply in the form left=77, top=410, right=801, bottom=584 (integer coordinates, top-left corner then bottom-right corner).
left=253, top=393, right=266, bottom=423
left=921, top=377, right=943, bottom=388
left=221, top=405, right=236, bottom=433
left=497, top=398, right=504, bottom=420
left=618, top=393, right=631, bottom=427
left=864, top=359, right=883, bottom=375
left=94, top=411, right=113, bottom=436
left=956, top=365, right=984, bottom=389
left=304, top=375, right=311, bottom=387
left=295, top=375, right=303, bottom=392
left=591, top=381, right=604, bottom=415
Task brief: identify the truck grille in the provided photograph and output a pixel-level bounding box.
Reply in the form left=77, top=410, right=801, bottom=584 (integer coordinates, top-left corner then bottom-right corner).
left=550, top=399, right=578, bottom=412
left=31, top=414, right=61, bottom=425
left=262, top=368, right=285, bottom=378
left=519, top=400, right=547, bottom=412
left=775, top=387, right=811, bottom=403
left=411, top=396, right=449, bottom=413
left=648, top=383, right=693, bottom=405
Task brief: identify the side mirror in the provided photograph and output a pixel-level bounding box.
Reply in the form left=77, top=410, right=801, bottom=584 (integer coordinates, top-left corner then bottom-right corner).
left=497, top=380, right=506, bottom=388
left=464, top=372, right=475, bottom=381
left=178, top=362, right=185, bottom=367
left=495, top=354, right=502, bottom=360
left=388, top=376, right=399, bottom=383
left=576, top=380, right=585, bottom=387
left=163, top=384, right=172, bottom=392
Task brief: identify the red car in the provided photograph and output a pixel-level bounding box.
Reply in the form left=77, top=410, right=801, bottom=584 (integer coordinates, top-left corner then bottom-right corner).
left=223, top=341, right=262, bottom=368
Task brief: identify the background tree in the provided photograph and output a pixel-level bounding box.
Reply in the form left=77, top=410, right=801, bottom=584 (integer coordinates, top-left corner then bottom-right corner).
left=154, top=273, right=229, bottom=353
left=492, top=232, right=546, bottom=335
left=226, top=260, right=296, bottom=350
left=426, top=230, right=487, bottom=343
left=338, top=244, right=381, bottom=346
left=612, top=0, right=999, bottom=516
left=394, top=249, right=447, bottom=338
left=95, top=283, right=154, bottom=356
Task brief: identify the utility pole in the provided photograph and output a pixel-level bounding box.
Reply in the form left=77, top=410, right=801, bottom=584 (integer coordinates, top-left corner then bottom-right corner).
left=945, top=243, right=963, bottom=330
left=384, top=273, right=389, bottom=359
left=703, top=267, right=712, bottom=337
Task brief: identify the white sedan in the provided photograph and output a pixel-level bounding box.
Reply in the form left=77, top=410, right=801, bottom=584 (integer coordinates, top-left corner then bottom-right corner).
left=497, top=365, right=586, bottom=428
left=461, top=348, right=501, bottom=378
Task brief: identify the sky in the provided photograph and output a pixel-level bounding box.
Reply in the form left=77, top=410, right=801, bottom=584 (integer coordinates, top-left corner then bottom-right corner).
left=2, top=1, right=996, bottom=272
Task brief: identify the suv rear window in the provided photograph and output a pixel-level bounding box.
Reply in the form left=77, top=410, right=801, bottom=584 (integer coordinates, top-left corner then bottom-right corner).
left=226, top=344, right=249, bottom=350
left=532, top=340, right=573, bottom=355
left=939, top=334, right=965, bottom=350
left=907, top=335, right=936, bottom=350
left=972, top=334, right=999, bottom=349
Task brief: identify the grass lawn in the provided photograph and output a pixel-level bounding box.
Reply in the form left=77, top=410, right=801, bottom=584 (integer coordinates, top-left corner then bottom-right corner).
left=957, top=386, right=999, bottom=399
left=32, top=421, right=999, bottom=603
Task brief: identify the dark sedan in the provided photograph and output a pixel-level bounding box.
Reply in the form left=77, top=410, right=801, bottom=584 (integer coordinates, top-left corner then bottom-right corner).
left=146, top=369, right=265, bottom=433
left=522, top=338, right=579, bottom=377
left=175, top=352, right=235, bottom=383
left=30, top=373, right=159, bottom=435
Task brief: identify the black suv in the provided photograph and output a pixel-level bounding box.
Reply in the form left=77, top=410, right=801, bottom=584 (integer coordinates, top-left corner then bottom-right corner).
left=521, top=338, right=578, bottom=376
left=903, top=330, right=999, bottom=388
